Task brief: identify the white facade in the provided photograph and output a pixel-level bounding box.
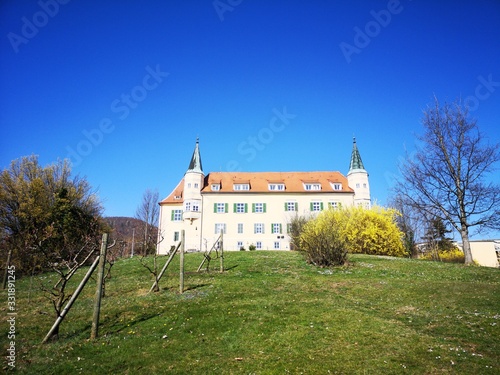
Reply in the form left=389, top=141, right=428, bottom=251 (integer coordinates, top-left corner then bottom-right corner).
left=157, top=139, right=371, bottom=254
left=200, top=191, right=355, bottom=252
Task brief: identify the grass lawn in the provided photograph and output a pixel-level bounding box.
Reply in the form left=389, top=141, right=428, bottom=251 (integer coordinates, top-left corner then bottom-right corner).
left=2, top=251, right=499, bottom=374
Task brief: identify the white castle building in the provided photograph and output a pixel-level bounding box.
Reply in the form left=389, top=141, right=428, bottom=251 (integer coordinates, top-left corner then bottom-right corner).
left=157, top=138, right=370, bottom=253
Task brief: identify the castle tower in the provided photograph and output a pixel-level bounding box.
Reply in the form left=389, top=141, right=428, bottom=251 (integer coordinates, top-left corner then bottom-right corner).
left=347, top=137, right=371, bottom=208
left=182, top=138, right=204, bottom=250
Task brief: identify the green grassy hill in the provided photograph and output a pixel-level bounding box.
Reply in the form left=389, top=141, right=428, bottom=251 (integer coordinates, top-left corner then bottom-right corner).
left=3, top=251, right=499, bottom=374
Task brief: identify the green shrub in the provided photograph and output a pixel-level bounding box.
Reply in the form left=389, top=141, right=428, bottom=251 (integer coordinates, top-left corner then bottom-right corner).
left=249, top=244, right=256, bottom=251
left=289, top=213, right=310, bottom=250
left=299, top=211, right=348, bottom=266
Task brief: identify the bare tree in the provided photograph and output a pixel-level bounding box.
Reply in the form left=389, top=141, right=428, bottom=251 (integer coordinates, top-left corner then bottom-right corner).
left=135, top=188, right=164, bottom=291
left=388, top=195, right=421, bottom=258
left=394, top=99, right=500, bottom=264
left=135, top=189, right=159, bottom=255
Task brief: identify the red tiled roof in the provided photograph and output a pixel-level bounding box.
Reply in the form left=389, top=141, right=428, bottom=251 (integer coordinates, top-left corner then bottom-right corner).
left=160, top=178, right=184, bottom=204
left=160, top=172, right=353, bottom=205
left=202, top=171, right=353, bottom=193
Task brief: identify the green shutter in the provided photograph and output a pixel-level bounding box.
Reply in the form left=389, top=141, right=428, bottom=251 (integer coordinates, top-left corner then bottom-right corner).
left=245, top=203, right=248, bottom=213
left=214, top=203, right=217, bottom=213
left=252, top=203, right=255, bottom=213
left=320, top=202, right=324, bottom=211
left=263, top=203, right=267, bottom=213
left=279, top=224, right=282, bottom=234
left=284, top=202, right=288, bottom=211
left=171, top=210, right=175, bottom=221
left=262, top=224, right=265, bottom=234
left=310, top=202, right=313, bottom=211
left=295, top=202, right=298, bottom=211
left=233, top=203, right=237, bottom=213
left=225, top=203, right=228, bottom=213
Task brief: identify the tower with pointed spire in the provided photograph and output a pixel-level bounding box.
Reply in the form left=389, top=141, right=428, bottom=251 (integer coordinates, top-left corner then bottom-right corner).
left=183, top=137, right=204, bottom=206
left=157, top=139, right=204, bottom=252
left=182, top=138, right=204, bottom=249
left=347, top=137, right=371, bottom=208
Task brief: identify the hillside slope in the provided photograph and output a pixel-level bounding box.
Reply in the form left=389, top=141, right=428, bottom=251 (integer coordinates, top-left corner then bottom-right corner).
left=10, top=252, right=500, bottom=374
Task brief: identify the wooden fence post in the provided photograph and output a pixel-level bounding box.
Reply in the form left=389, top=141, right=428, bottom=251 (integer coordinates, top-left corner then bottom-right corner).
left=91, top=233, right=108, bottom=340
left=42, top=255, right=100, bottom=343
left=180, top=230, right=185, bottom=294
left=148, top=242, right=181, bottom=293
left=220, top=229, right=224, bottom=272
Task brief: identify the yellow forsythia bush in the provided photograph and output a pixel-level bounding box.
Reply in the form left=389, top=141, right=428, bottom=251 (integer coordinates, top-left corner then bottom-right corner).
left=421, top=248, right=465, bottom=263
left=299, top=205, right=405, bottom=264
left=340, top=205, right=406, bottom=257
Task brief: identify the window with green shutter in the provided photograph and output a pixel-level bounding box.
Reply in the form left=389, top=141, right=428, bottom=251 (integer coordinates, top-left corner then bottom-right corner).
left=254, top=203, right=265, bottom=213
left=172, top=209, right=182, bottom=221
left=235, top=203, right=247, bottom=213
left=311, top=202, right=321, bottom=212
left=215, top=203, right=227, bottom=213
left=272, top=223, right=282, bottom=234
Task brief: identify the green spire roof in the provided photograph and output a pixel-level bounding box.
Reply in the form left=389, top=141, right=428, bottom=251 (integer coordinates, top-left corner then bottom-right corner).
left=349, top=137, right=365, bottom=172
left=187, top=138, right=203, bottom=174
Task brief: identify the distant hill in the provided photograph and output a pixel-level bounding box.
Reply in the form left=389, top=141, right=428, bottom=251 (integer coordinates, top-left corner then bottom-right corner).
left=104, top=216, right=158, bottom=257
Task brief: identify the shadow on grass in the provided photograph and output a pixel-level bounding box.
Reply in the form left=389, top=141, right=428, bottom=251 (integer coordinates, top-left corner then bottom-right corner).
left=184, top=283, right=210, bottom=291
left=106, top=312, right=163, bottom=335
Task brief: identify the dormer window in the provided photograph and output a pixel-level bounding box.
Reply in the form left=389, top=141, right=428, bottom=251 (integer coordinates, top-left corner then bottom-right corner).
left=211, top=184, right=220, bottom=191
left=268, top=183, right=285, bottom=191
left=304, top=183, right=321, bottom=191
left=331, top=183, right=342, bottom=191
left=233, top=183, right=250, bottom=191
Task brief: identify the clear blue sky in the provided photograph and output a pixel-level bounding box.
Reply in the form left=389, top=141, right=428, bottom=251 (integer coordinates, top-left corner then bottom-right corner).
left=1, top=1, right=499, bottom=237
